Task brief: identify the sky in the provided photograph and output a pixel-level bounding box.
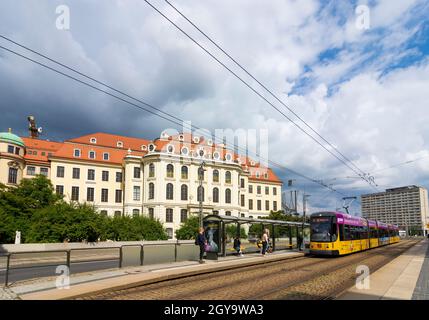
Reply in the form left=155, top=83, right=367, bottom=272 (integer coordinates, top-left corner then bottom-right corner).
left=0, top=0, right=428, bottom=215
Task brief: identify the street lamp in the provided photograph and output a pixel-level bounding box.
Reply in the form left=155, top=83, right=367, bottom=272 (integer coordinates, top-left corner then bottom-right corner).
left=198, top=161, right=206, bottom=228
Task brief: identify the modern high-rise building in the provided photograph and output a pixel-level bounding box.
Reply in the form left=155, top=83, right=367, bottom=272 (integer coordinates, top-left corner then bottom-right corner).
left=0, top=126, right=282, bottom=239
left=361, top=186, right=429, bottom=236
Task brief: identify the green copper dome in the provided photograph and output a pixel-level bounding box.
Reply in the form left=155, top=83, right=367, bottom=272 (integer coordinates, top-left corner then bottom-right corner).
left=0, top=130, right=25, bottom=147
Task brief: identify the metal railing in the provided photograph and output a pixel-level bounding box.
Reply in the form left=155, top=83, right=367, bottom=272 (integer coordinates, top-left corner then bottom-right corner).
left=1, top=241, right=196, bottom=287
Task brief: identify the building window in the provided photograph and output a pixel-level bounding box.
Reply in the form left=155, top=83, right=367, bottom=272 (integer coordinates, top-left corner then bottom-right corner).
left=213, top=187, right=219, bottom=203
left=166, top=208, right=173, bottom=223
left=249, top=185, right=253, bottom=193
left=100, top=210, right=108, bottom=216
left=101, top=189, right=108, bottom=202
left=72, top=168, right=80, bottom=179
left=90, top=137, right=97, bottom=144
left=166, top=228, right=173, bottom=239
left=114, top=211, right=121, bottom=217
left=117, top=141, right=123, bottom=148
left=241, top=194, right=245, bottom=207
left=87, top=187, right=95, bottom=202
left=115, top=189, right=122, bottom=203
left=149, top=163, right=155, bottom=177
left=225, top=211, right=231, bottom=216
left=257, top=186, right=261, bottom=194
left=149, top=183, right=155, bottom=199
left=249, top=199, right=253, bottom=210
left=181, top=166, right=188, bottom=179
left=225, top=188, right=231, bottom=204
left=181, top=184, right=188, bottom=201
left=89, top=151, right=96, bottom=159
left=273, top=201, right=277, bottom=211
left=166, top=183, right=174, bottom=200
left=166, top=164, right=174, bottom=178
left=71, top=187, right=79, bottom=201
left=133, top=186, right=141, bottom=201
left=265, top=200, right=270, bottom=211
left=180, top=209, right=187, bottom=223
left=7, top=145, right=14, bottom=154
left=8, top=167, right=18, bottom=184
left=265, top=186, right=269, bottom=195
left=40, top=167, right=48, bottom=176
left=132, top=209, right=139, bottom=217
left=241, top=178, right=245, bottom=188
left=57, top=166, right=65, bottom=178
left=213, top=170, right=219, bottom=183
left=53, top=186, right=63, bottom=197
left=273, top=187, right=277, bottom=196
left=134, top=167, right=141, bottom=179
left=257, top=200, right=262, bottom=211
left=148, top=208, right=154, bottom=219
left=225, top=171, right=231, bottom=184
left=102, top=170, right=109, bottom=181
left=241, top=213, right=245, bottom=218
left=264, top=173, right=268, bottom=179
left=87, top=169, right=95, bottom=181
left=116, top=172, right=122, bottom=182
left=103, top=153, right=109, bottom=161
left=15, top=147, right=20, bottom=155
left=197, top=186, right=204, bottom=202
left=213, top=210, right=219, bottom=215
left=74, top=149, right=81, bottom=157
left=27, top=166, right=36, bottom=176
left=41, top=151, right=45, bottom=156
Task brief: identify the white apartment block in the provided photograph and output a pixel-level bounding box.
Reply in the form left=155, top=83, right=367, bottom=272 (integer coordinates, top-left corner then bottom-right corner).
left=0, top=129, right=282, bottom=239
left=361, top=186, right=429, bottom=236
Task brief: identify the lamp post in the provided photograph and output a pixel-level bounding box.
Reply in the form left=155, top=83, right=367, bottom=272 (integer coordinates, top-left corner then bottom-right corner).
left=198, top=161, right=206, bottom=228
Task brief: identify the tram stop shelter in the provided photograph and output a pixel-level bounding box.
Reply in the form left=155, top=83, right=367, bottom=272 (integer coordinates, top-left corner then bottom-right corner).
left=202, top=214, right=310, bottom=258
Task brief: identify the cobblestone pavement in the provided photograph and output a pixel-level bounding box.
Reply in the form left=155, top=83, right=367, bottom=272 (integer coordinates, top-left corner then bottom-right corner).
left=79, top=240, right=419, bottom=300
left=0, top=286, right=20, bottom=300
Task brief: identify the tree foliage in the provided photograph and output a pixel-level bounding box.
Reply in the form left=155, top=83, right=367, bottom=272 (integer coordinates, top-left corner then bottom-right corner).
left=175, top=216, right=200, bottom=240
left=0, top=176, right=168, bottom=243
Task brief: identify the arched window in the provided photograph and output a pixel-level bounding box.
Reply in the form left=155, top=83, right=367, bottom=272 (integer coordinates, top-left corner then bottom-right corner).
left=225, top=188, right=231, bottom=204
left=148, top=183, right=155, bottom=199
left=225, top=171, right=231, bottom=184
left=198, top=167, right=204, bottom=181
left=180, top=209, right=188, bottom=223
left=167, top=164, right=174, bottom=178
left=213, top=169, right=219, bottom=183
left=197, top=186, right=204, bottom=202
left=181, top=184, right=188, bottom=200
left=213, top=187, right=219, bottom=203
left=166, top=183, right=174, bottom=200
left=181, top=166, right=188, bottom=179
left=149, top=163, right=155, bottom=178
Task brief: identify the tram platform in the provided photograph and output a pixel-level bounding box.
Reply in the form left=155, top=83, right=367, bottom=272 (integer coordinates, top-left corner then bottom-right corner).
left=12, top=250, right=303, bottom=300
left=338, top=238, right=429, bottom=300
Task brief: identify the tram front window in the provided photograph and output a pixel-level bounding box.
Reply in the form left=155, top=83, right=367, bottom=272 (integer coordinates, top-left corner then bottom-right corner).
left=311, top=217, right=337, bottom=242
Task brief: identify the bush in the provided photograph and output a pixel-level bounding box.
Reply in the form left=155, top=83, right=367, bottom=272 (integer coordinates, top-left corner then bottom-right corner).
left=175, top=216, right=200, bottom=240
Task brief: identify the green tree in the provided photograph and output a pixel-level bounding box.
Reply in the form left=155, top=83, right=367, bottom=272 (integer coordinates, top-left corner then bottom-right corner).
left=175, top=216, right=200, bottom=240
left=225, top=224, right=247, bottom=239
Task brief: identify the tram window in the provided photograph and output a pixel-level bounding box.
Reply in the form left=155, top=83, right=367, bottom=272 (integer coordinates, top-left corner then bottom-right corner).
left=331, top=223, right=337, bottom=241
left=344, top=225, right=351, bottom=241
left=339, top=224, right=344, bottom=241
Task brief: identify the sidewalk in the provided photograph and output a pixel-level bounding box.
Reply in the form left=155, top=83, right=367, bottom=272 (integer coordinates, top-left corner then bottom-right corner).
left=338, top=239, right=428, bottom=300
left=12, top=250, right=303, bottom=300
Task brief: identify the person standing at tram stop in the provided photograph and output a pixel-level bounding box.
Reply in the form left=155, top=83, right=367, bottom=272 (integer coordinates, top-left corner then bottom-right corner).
left=261, top=229, right=269, bottom=256
left=197, top=227, right=207, bottom=264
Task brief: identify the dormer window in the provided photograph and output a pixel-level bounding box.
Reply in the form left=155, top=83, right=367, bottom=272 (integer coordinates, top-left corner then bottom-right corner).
left=198, top=148, right=205, bottom=158
left=207, top=139, right=213, bottom=146
left=148, top=144, right=155, bottom=152
left=256, top=172, right=260, bottom=178
left=90, top=137, right=97, bottom=144
left=167, top=145, right=174, bottom=153
left=193, top=136, right=200, bottom=144
left=89, top=151, right=96, bottom=159
left=264, top=173, right=268, bottom=179
left=103, top=152, right=110, bottom=161
left=117, top=141, right=123, bottom=148
left=213, top=151, right=220, bottom=160
left=225, top=153, right=232, bottom=161
left=141, top=145, right=147, bottom=151
left=74, top=149, right=81, bottom=158
left=181, top=147, right=189, bottom=156
left=179, top=135, right=184, bottom=141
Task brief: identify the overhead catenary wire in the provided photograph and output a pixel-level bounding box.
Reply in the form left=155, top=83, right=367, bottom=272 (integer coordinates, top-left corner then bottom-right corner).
left=143, top=0, right=378, bottom=192
left=163, top=0, right=372, bottom=185
left=0, top=40, right=348, bottom=200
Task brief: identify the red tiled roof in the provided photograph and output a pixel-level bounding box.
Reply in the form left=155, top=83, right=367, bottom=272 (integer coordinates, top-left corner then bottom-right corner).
left=21, top=137, right=63, bottom=163
left=67, top=132, right=151, bottom=152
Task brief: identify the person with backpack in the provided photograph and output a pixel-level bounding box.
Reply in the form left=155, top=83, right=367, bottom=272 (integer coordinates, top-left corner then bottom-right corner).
left=195, top=227, right=207, bottom=264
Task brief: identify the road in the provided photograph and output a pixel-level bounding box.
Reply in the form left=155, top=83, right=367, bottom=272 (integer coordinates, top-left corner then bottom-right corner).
left=0, top=259, right=119, bottom=285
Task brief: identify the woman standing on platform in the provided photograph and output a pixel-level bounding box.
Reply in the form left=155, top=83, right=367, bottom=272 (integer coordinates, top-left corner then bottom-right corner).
left=261, top=229, right=269, bottom=256
left=197, top=227, right=207, bottom=264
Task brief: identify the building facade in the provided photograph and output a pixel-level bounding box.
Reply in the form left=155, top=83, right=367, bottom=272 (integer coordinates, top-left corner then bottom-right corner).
left=361, top=186, right=429, bottom=236
left=0, top=129, right=282, bottom=239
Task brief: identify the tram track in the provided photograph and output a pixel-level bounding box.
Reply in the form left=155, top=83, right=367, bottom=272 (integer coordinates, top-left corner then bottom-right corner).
left=79, top=239, right=420, bottom=300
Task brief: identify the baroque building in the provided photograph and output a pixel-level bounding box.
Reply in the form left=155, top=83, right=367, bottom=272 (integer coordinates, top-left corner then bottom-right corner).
left=0, top=128, right=282, bottom=239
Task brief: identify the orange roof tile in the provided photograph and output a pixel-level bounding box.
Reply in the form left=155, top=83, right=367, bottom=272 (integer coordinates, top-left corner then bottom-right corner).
left=21, top=137, right=63, bottom=163
left=67, top=132, right=151, bottom=152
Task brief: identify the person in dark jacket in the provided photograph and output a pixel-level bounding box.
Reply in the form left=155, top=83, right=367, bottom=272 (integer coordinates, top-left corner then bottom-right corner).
left=197, top=227, right=207, bottom=263
left=233, top=236, right=243, bottom=256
